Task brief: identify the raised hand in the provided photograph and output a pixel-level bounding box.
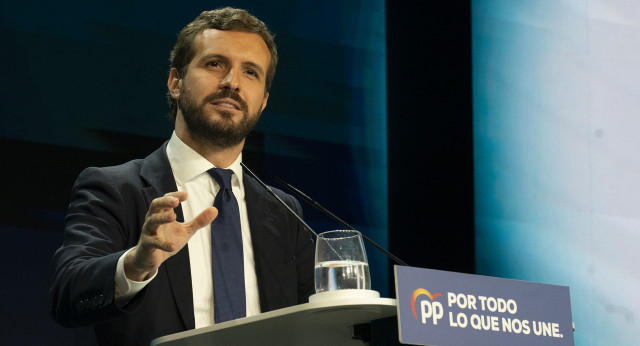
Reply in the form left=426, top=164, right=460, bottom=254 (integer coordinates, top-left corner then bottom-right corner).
left=124, top=191, right=218, bottom=281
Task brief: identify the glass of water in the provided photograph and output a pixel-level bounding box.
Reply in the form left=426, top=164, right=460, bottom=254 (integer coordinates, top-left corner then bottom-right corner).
left=314, top=230, right=371, bottom=293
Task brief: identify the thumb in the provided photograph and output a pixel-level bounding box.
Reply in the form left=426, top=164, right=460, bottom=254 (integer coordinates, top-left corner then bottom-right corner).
left=184, top=207, right=218, bottom=232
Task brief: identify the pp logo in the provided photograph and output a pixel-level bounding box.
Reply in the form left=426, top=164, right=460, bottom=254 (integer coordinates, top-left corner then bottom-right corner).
left=411, top=288, right=444, bottom=325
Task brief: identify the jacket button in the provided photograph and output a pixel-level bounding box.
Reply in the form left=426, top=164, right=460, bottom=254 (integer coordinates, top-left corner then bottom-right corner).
left=78, top=299, right=88, bottom=312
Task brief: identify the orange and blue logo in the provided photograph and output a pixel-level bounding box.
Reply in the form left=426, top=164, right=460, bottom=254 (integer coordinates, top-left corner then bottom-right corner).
left=410, top=288, right=443, bottom=319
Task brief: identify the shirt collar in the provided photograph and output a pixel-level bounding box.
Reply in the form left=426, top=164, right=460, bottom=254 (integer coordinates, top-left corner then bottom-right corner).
left=166, top=131, right=244, bottom=188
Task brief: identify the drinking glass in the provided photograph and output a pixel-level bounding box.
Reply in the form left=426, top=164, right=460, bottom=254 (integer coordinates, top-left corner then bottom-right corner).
left=314, top=230, right=371, bottom=293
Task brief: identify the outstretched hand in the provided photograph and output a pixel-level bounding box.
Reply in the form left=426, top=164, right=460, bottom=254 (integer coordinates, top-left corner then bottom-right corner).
left=124, top=191, right=218, bottom=281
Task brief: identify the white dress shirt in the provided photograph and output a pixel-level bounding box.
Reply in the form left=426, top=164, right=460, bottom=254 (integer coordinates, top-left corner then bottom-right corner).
left=114, top=132, right=260, bottom=328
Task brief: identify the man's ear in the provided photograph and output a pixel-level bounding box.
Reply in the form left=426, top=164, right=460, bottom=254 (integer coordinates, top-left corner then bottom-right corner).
left=260, top=92, right=269, bottom=113
left=167, top=68, right=181, bottom=99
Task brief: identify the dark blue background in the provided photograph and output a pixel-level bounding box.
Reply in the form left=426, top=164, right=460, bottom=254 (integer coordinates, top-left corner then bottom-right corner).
left=0, top=1, right=473, bottom=344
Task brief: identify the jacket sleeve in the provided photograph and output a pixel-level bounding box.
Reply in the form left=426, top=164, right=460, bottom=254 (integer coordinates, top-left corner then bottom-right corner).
left=49, top=166, right=148, bottom=327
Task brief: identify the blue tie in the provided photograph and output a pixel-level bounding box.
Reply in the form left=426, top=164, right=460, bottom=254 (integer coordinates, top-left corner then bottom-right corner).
left=208, top=168, right=246, bottom=323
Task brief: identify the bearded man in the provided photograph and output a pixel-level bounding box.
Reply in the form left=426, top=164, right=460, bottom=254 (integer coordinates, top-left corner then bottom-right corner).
left=49, top=8, right=315, bottom=346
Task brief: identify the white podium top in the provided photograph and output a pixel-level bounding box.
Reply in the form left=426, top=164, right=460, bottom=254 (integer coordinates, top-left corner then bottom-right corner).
left=151, top=296, right=397, bottom=346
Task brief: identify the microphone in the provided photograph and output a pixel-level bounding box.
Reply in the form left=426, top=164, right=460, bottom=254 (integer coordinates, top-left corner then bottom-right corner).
left=273, top=176, right=408, bottom=266
left=240, top=163, right=318, bottom=238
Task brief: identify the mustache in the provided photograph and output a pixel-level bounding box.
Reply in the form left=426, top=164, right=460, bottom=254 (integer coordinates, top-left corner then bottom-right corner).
left=203, top=89, right=248, bottom=112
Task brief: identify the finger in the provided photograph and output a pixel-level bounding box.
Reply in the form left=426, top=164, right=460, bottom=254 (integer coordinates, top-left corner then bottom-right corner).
left=143, top=210, right=177, bottom=235
left=183, top=207, right=218, bottom=232
left=147, top=192, right=185, bottom=215
left=165, top=191, right=188, bottom=202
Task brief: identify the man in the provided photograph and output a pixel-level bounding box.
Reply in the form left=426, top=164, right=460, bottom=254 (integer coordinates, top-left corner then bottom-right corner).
left=50, top=8, right=315, bottom=346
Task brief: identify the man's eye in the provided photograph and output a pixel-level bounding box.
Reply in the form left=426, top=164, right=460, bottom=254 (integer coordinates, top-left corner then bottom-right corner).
left=246, top=69, right=257, bottom=77
left=207, top=61, right=220, bottom=67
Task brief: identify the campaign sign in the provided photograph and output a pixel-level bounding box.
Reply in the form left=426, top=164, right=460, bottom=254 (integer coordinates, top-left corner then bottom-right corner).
left=395, top=266, right=574, bottom=346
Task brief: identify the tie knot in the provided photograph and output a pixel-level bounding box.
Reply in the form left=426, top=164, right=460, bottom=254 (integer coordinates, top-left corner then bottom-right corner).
left=208, top=168, right=234, bottom=190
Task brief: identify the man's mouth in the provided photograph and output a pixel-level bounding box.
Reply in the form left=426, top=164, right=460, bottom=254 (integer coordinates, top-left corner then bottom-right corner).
left=211, top=98, right=241, bottom=110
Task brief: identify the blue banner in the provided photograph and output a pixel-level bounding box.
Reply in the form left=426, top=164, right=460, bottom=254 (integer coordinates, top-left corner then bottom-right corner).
left=395, top=266, right=574, bottom=345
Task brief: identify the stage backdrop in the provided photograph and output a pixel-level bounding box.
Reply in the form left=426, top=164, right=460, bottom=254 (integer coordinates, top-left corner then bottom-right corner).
left=0, top=1, right=387, bottom=344
left=473, top=1, right=640, bottom=345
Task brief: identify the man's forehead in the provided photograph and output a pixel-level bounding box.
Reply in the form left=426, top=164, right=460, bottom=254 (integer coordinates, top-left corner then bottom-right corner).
left=188, top=29, right=271, bottom=74
left=193, top=29, right=269, bottom=56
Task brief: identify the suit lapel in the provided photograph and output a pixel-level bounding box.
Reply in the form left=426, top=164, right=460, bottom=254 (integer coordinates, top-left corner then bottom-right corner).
left=140, top=142, right=196, bottom=330
left=244, top=173, right=294, bottom=312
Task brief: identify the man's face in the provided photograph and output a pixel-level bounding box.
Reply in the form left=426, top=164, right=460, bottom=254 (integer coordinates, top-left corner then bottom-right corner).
left=175, top=29, right=271, bottom=148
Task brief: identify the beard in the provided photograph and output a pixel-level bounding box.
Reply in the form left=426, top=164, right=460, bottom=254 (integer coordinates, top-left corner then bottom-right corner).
left=178, top=88, right=262, bottom=149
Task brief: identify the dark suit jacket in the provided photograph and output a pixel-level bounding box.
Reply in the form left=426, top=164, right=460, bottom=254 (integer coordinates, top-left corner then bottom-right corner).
left=50, top=142, right=315, bottom=346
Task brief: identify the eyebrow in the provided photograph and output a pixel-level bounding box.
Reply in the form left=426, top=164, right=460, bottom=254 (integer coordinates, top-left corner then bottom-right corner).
left=243, top=61, right=265, bottom=78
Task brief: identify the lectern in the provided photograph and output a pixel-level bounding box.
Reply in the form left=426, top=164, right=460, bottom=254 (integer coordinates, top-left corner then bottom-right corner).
left=151, top=297, right=397, bottom=346
left=151, top=266, right=574, bottom=346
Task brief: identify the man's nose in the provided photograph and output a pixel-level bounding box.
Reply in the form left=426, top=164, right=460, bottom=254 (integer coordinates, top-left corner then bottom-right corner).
left=220, top=69, right=240, bottom=91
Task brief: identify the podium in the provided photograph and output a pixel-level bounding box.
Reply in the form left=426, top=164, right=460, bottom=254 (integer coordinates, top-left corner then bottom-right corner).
left=151, top=297, right=397, bottom=346
left=151, top=266, right=574, bottom=346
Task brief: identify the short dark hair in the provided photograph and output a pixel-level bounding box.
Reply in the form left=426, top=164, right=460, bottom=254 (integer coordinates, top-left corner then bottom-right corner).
left=167, top=7, right=278, bottom=120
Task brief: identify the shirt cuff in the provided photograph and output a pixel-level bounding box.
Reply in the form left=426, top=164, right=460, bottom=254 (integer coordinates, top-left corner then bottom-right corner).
left=114, top=248, right=158, bottom=307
